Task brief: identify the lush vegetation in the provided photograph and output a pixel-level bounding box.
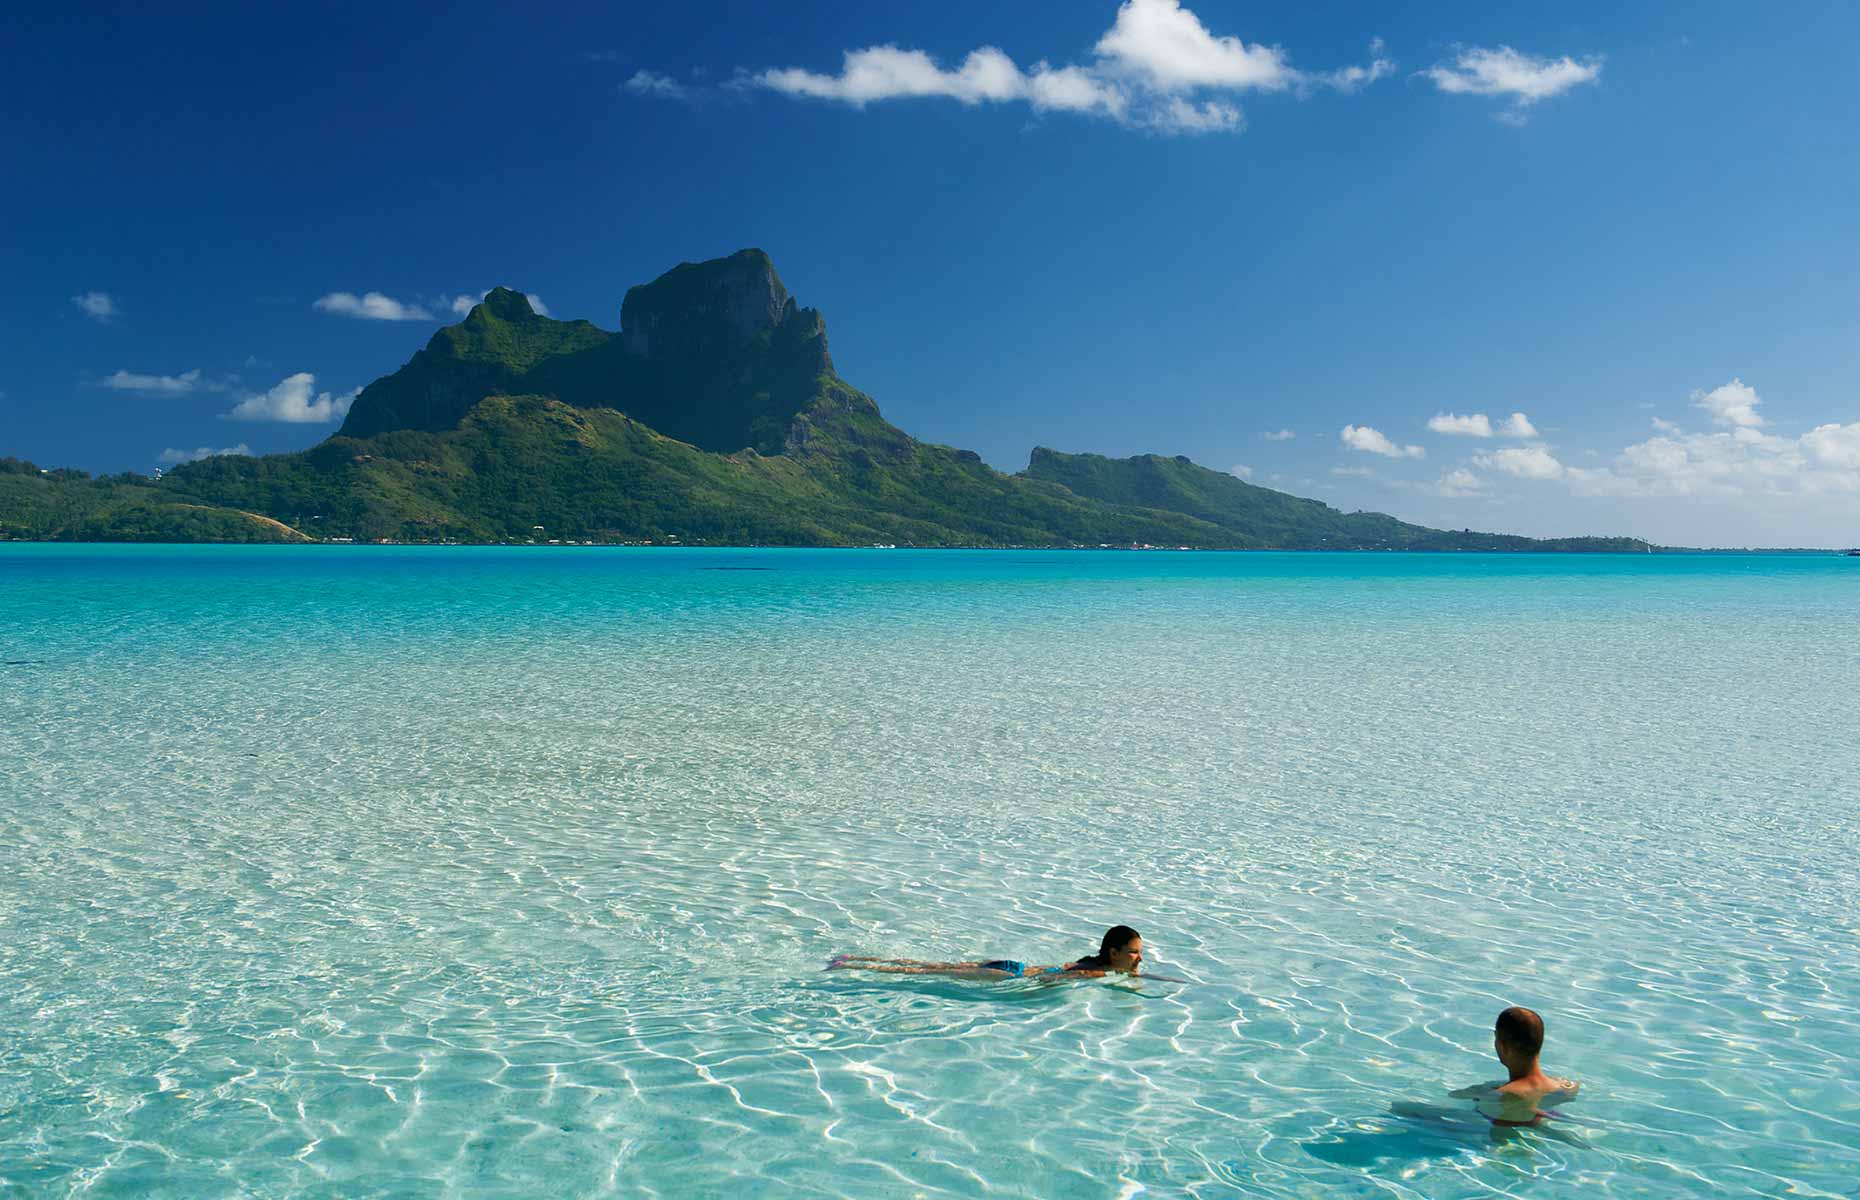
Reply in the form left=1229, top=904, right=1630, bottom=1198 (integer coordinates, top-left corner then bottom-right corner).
left=0, top=457, right=310, bottom=542
left=1, top=251, right=1659, bottom=551
left=136, top=391, right=1237, bottom=546
left=1023, top=448, right=1654, bottom=552
left=335, top=288, right=612, bottom=439
left=338, top=252, right=833, bottom=457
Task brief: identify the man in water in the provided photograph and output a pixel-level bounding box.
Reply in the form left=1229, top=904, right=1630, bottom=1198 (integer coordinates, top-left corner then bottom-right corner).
left=1461, top=1005, right=1580, bottom=1126
left=827, top=925, right=1145, bottom=979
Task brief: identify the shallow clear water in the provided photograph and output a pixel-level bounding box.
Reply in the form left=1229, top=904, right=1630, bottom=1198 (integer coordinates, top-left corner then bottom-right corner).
left=2, top=545, right=1857, bottom=1198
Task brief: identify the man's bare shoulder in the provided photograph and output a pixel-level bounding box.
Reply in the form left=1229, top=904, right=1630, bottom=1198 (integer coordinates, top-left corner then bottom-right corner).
left=1496, top=1074, right=1579, bottom=1100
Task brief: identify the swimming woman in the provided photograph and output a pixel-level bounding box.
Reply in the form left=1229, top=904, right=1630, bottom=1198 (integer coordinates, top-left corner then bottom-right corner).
left=827, top=925, right=1146, bottom=980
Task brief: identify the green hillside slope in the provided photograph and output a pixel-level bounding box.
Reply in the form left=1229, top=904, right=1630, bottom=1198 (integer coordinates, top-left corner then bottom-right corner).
left=0, top=458, right=311, bottom=542
left=1023, top=448, right=1652, bottom=551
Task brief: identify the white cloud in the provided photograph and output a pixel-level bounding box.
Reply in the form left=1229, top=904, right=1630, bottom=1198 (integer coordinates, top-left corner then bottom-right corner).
left=72, top=292, right=118, bottom=323
left=1476, top=445, right=1566, bottom=480
left=1262, top=428, right=1296, bottom=441
left=1499, top=411, right=1539, bottom=437
left=1439, top=382, right=1860, bottom=517
left=1341, top=424, right=1424, bottom=458
left=1564, top=422, right=1860, bottom=499
left=1428, top=411, right=1493, bottom=437
left=758, top=42, right=1151, bottom=121
left=1093, top=0, right=1293, bottom=92
left=1802, top=423, right=1860, bottom=470
left=1153, top=96, right=1241, bottom=132
left=1331, top=466, right=1373, bottom=477
left=1229, top=464, right=1253, bottom=478
left=226, top=373, right=358, bottom=423
left=1427, top=410, right=1538, bottom=437
left=626, top=70, right=690, bottom=100
left=760, top=45, right=1033, bottom=106
left=1693, top=378, right=1765, bottom=428
left=102, top=368, right=201, bottom=395
left=158, top=443, right=251, bottom=465
left=1307, top=40, right=1396, bottom=94
left=1026, top=63, right=1128, bottom=116
left=1425, top=45, right=1601, bottom=107
left=448, top=290, right=551, bottom=317
left=313, top=292, right=434, bottom=321
left=748, top=0, right=1388, bottom=135
left=1433, top=468, right=1488, bottom=497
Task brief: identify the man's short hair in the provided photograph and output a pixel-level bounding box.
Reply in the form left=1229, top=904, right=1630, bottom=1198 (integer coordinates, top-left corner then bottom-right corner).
left=1496, top=1006, right=1545, bottom=1056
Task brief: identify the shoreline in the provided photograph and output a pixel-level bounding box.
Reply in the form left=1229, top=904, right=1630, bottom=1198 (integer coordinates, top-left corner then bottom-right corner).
left=0, top=540, right=1847, bottom=555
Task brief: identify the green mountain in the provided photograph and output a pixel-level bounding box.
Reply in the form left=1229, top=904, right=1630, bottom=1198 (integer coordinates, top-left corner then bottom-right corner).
left=1023, top=448, right=1637, bottom=552
left=338, top=250, right=832, bottom=457
left=1, top=250, right=1654, bottom=551
left=334, top=287, right=611, bottom=439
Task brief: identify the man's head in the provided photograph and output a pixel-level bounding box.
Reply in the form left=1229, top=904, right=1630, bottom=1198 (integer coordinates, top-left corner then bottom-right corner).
left=1101, top=925, right=1143, bottom=973
left=1494, top=1006, right=1545, bottom=1068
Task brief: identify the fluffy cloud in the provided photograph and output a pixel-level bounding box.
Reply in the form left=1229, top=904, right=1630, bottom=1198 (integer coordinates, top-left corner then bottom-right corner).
left=1262, top=428, right=1296, bottom=441
left=626, top=70, right=690, bottom=100
left=102, top=368, right=201, bottom=394
left=1341, top=424, right=1424, bottom=459
left=1428, top=411, right=1492, bottom=437
left=762, top=45, right=1026, bottom=105
left=1455, top=382, right=1860, bottom=504
left=1693, top=378, right=1765, bottom=428
left=758, top=45, right=1127, bottom=119
left=748, top=0, right=1392, bottom=135
left=226, top=373, right=359, bottom=423
left=158, top=443, right=251, bottom=465
left=313, top=292, right=434, bottom=321
left=1027, top=64, right=1128, bottom=116
left=447, top=290, right=550, bottom=317
left=1427, top=410, right=1538, bottom=437
left=1433, top=468, right=1488, bottom=497
left=1802, top=423, right=1860, bottom=470
left=72, top=292, right=118, bottom=323
left=1229, top=464, right=1253, bottom=478
left=1475, top=445, right=1566, bottom=480
left=1093, top=0, right=1294, bottom=92
left=1425, top=45, right=1601, bottom=106
left=1565, top=424, right=1860, bottom=499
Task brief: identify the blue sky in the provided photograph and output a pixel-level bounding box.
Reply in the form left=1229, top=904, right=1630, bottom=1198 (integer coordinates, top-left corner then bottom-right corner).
left=4, top=0, right=1857, bottom=545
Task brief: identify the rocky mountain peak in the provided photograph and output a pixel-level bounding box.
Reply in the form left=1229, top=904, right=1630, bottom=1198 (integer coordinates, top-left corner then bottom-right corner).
left=619, top=249, right=823, bottom=367
left=476, top=287, right=541, bottom=322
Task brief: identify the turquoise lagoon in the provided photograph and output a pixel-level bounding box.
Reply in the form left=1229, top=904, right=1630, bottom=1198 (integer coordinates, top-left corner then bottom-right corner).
left=1, top=545, right=1856, bottom=1197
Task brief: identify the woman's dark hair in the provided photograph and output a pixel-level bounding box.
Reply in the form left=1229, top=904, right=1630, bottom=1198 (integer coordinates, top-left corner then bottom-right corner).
left=1072, top=925, right=1140, bottom=970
